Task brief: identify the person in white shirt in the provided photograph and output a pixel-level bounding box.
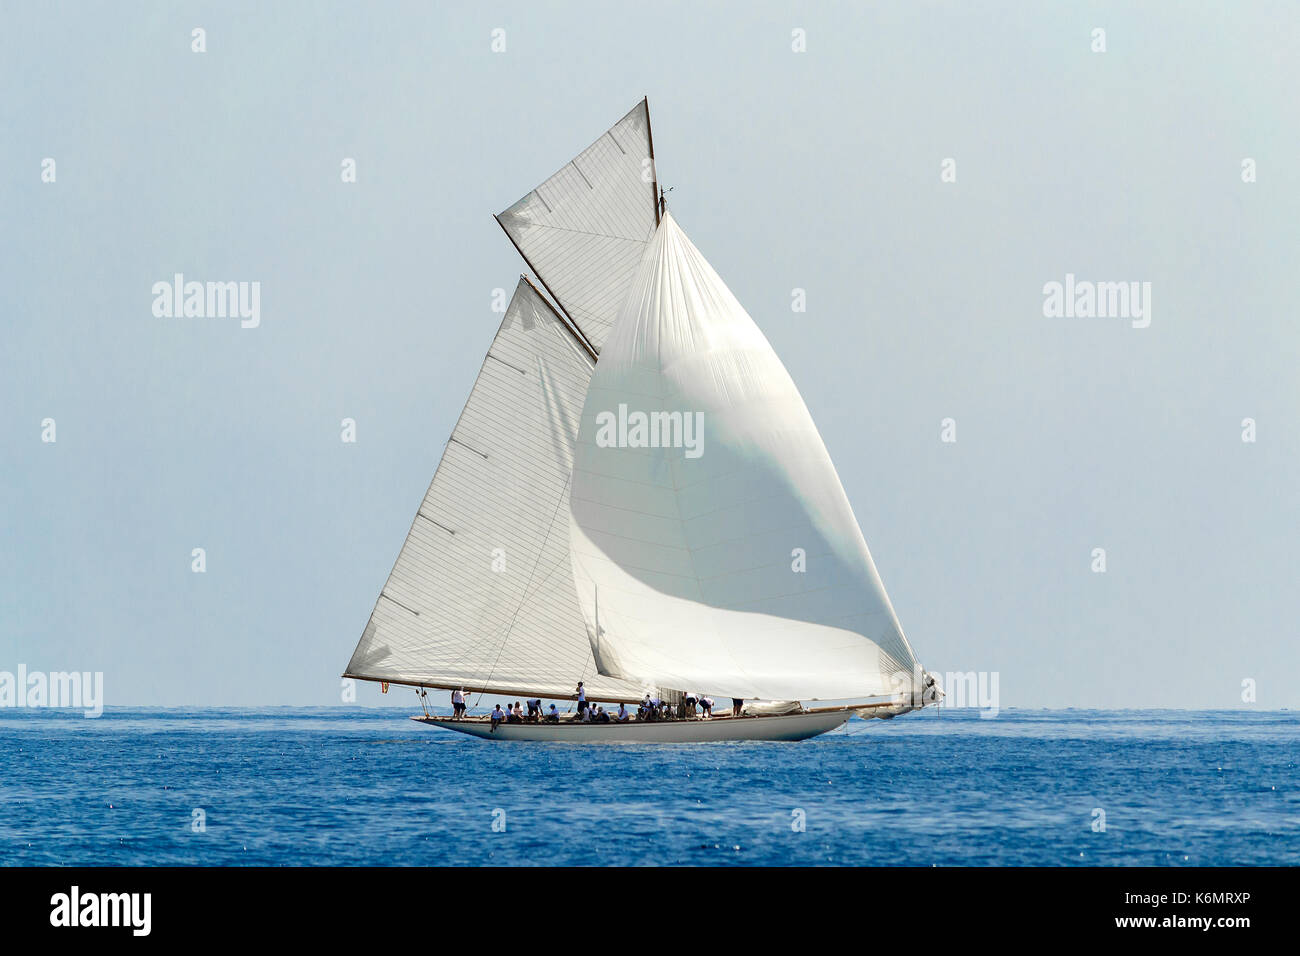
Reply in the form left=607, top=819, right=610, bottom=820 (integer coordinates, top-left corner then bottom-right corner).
left=546, top=704, right=560, bottom=723
left=490, top=704, right=506, bottom=731
left=451, top=687, right=466, bottom=720
left=700, top=696, right=714, bottom=718
left=616, top=702, right=629, bottom=722
left=684, top=690, right=698, bottom=717
left=575, top=681, right=588, bottom=718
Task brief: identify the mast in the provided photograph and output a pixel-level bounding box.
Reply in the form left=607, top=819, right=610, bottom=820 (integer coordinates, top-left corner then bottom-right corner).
left=645, top=95, right=661, bottom=225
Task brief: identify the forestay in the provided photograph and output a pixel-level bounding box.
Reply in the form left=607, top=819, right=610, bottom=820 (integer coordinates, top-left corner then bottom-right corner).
left=568, top=213, right=923, bottom=701
left=346, top=278, right=647, bottom=703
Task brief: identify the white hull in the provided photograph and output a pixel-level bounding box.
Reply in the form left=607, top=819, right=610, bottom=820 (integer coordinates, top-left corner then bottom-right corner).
left=412, top=710, right=850, bottom=742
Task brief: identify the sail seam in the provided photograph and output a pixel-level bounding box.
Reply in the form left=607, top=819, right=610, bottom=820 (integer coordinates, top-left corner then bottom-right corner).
left=513, top=223, right=649, bottom=243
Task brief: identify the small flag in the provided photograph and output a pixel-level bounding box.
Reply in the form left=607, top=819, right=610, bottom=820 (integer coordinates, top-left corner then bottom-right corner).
left=380, top=682, right=389, bottom=694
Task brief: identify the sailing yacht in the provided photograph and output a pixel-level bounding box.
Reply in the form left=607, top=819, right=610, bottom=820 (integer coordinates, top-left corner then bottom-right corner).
left=344, top=99, right=942, bottom=741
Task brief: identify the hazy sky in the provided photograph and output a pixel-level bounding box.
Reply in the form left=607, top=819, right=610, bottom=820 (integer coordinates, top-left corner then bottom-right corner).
left=3, top=2, right=1297, bottom=709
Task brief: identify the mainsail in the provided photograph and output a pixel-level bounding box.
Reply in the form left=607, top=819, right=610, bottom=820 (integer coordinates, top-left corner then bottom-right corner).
left=346, top=278, right=647, bottom=702
left=496, top=99, right=659, bottom=353
left=568, top=212, right=924, bottom=702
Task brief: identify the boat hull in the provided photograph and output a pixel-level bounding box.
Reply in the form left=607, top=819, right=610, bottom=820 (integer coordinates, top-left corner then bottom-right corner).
left=412, top=710, right=849, bottom=742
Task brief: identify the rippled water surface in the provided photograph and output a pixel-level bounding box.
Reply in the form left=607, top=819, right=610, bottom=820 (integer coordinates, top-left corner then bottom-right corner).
left=2, top=708, right=1295, bottom=866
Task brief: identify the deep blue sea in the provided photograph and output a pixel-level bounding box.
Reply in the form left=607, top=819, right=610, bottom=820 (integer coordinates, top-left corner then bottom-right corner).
left=1, top=708, right=1295, bottom=866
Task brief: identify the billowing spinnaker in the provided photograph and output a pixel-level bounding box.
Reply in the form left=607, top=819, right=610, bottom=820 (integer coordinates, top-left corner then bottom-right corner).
left=568, top=213, right=922, bottom=701
left=346, top=278, right=647, bottom=703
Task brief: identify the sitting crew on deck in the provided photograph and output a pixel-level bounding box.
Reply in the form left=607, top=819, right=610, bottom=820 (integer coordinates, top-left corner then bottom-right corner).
left=700, top=696, right=714, bottom=718
left=546, top=703, right=561, bottom=722
left=490, top=704, right=506, bottom=731
left=507, top=702, right=523, bottom=724
left=616, top=702, right=629, bottom=722
left=596, top=706, right=611, bottom=723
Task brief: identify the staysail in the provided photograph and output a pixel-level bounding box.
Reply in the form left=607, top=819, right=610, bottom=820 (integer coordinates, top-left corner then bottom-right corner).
left=346, top=278, right=648, bottom=702
left=568, top=212, right=924, bottom=701
left=496, top=99, right=659, bottom=353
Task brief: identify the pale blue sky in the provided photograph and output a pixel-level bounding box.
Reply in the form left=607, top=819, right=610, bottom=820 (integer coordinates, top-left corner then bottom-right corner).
left=2, top=2, right=1297, bottom=708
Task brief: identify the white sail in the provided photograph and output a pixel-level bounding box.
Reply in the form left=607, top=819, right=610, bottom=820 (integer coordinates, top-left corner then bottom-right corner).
left=497, top=99, right=659, bottom=352
left=568, top=212, right=924, bottom=701
left=346, top=278, right=648, bottom=703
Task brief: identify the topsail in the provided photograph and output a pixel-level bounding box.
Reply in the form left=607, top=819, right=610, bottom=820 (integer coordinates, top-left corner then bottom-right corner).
left=496, top=99, right=659, bottom=353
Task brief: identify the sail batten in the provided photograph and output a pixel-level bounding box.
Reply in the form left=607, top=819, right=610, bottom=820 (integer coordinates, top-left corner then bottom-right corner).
left=346, top=278, right=648, bottom=702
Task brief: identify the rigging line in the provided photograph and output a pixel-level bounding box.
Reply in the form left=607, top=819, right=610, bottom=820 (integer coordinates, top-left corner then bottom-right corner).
left=517, top=222, right=651, bottom=243
left=475, top=472, right=576, bottom=701
left=441, top=489, right=575, bottom=679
